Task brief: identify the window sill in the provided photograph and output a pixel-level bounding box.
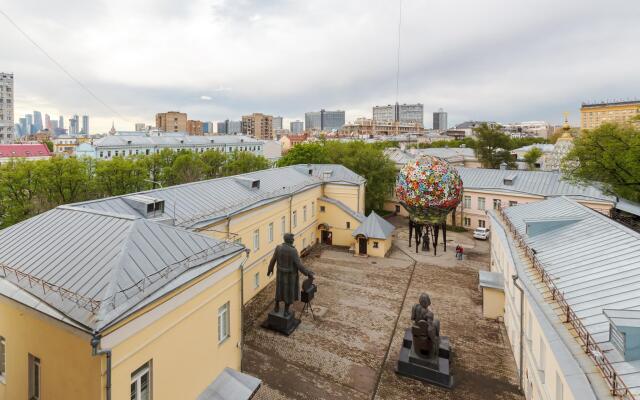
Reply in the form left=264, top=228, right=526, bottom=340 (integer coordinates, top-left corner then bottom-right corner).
left=0, top=375, right=5, bottom=385
left=218, top=336, right=231, bottom=346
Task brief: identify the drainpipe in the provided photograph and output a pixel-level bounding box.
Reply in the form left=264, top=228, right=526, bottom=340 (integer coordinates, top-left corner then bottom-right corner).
left=512, top=275, right=524, bottom=392
left=91, top=333, right=111, bottom=400
left=239, top=249, right=250, bottom=371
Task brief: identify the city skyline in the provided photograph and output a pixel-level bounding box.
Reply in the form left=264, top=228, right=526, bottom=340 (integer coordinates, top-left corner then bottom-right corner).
left=2, top=0, right=640, bottom=132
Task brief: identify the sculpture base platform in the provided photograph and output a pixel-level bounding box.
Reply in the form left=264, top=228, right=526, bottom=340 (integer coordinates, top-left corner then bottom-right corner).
left=396, top=329, right=454, bottom=389
left=261, top=309, right=300, bottom=336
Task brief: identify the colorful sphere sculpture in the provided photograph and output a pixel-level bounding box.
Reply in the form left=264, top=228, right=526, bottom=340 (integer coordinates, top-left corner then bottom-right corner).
left=395, top=155, right=463, bottom=224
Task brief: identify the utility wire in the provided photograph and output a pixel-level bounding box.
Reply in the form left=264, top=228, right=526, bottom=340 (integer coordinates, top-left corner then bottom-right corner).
left=395, top=0, right=403, bottom=104
left=0, top=9, right=129, bottom=122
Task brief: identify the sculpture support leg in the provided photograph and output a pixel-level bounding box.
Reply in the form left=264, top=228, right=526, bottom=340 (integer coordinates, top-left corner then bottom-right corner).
left=274, top=301, right=280, bottom=313
left=433, top=225, right=440, bottom=256
left=442, top=223, right=447, bottom=252
left=409, top=219, right=413, bottom=247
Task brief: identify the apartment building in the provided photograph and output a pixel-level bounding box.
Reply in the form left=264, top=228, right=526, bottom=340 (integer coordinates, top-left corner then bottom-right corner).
left=0, top=73, right=14, bottom=143
left=241, top=113, right=274, bottom=140
left=156, top=111, right=188, bottom=132
left=488, top=197, right=640, bottom=399
left=0, top=164, right=395, bottom=400
left=305, top=109, right=345, bottom=132
left=580, top=100, right=640, bottom=130
left=186, top=119, right=204, bottom=135
left=373, top=102, right=423, bottom=126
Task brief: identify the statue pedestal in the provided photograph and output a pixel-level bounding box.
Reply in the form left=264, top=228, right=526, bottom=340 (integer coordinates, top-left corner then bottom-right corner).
left=261, top=309, right=300, bottom=336
left=396, top=329, right=454, bottom=388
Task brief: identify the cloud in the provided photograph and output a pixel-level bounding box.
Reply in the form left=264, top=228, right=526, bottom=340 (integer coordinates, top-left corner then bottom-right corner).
left=2, top=0, right=640, bottom=132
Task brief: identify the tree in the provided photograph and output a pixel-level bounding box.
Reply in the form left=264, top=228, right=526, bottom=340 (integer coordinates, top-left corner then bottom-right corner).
left=523, top=147, right=543, bottom=170
left=277, top=142, right=331, bottom=167
left=563, top=122, right=640, bottom=202
left=201, top=150, right=227, bottom=179
left=35, top=156, right=91, bottom=206
left=223, top=152, right=271, bottom=176
left=167, top=152, right=206, bottom=185
left=95, top=157, right=148, bottom=196
left=473, top=123, right=515, bottom=168
left=0, top=160, right=43, bottom=227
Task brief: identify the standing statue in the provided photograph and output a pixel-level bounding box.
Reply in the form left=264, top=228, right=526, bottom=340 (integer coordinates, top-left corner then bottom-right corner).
left=267, top=233, right=315, bottom=317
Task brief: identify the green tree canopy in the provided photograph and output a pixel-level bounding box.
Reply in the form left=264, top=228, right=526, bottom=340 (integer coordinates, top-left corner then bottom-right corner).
left=563, top=122, right=640, bottom=202
left=523, top=147, right=543, bottom=170
left=95, top=157, right=149, bottom=196
left=473, top=123, right=516, bottom=169
left=223, top=151, right=271, bottom=176
left=277, top=142, right=331, bottom=166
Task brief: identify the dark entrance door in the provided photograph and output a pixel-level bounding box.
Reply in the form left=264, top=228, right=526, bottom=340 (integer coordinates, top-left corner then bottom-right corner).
left=321, top=230, right=332, bottom=245
left=358, top=237, right=367, bottom=255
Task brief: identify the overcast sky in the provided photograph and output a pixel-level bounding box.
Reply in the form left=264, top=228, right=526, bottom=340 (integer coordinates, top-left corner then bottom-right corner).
left=3, top=0, right=640, bottom=133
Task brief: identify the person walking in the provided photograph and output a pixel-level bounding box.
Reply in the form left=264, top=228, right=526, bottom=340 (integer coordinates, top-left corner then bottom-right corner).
left=455, top=245, right=461, bottom=260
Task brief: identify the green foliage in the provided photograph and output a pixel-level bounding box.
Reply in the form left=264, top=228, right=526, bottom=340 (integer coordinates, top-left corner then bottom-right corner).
left=473, top=123, right=516, bottom=169
left=277, top=141, right=397, bottom=213
left=43, top=140, right=54, bottom=152
left=523, top=147, right=543, bottom=170
left=563, top=122, right=640, bottom=202
left=95, top=157, right=149, bottom=196
left=223, top=151, right=272, bottom=176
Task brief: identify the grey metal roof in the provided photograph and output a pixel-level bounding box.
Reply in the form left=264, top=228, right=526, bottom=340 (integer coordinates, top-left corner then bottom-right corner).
left=616, top=198, right=640, bottom=216
left=504, top=197, right=640, bottom=395
left=478, top=271, right=504, bottom=290
left=197, top=368, right=261, bottom=400
left=318, top=196, right=364, bottom=222
left=94, top=134, right=262, bottom=148
left=74, top=164, right=365, bottom=229
left=0, top=206, right=244, bottom=331
left=352, top=211, right=395, bottom=239
left=384, top=148, right=476, bottom=166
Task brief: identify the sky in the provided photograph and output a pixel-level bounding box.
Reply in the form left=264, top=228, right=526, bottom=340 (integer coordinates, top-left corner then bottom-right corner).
left=2, top=0, right=640, bottom=133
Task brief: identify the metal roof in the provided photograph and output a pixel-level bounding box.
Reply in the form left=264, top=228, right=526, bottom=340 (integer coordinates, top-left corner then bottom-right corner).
left=197, top=368, right=261, bottom=400
left=94, top=134, right=262, bottom=148
left=352, top=211, right=395, bottom=239
left=74, top=164, right=365, bottom=229
left=504, top=197, right=640, bottom=395
left=478, top=271, right=504, bottom=290
left=318, top=196, right=364, bottom=222
left=0, top=206, right=244, bottom=331
left=617, top=198, right=640, bottom=217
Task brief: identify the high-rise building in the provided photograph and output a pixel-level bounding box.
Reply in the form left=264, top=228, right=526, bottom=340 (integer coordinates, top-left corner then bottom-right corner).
left=156, top=111, right=188, bottom=132
left=373, top=103, right=423, bottom=126
left=50, top=120, right=58, bottom=130
left=69, top=115, right=80, bottom=135
left=202, top=121, right=214, bottom=134
left=26, top=114, right=33, bottom=135
left=580, top=100, right=640, bottom=130
left=134, top=123, right=146, bottom=132
left=432, top=108, right=447, bottom=131
left=18, top=118, right=26, bottom=137
left=44, top=114, right=52, bottom=130
left=81, top=115, right=89, bottom=135
left=228, top=120, right=242, bottom=134
left=59, top=115, right=64, bottom=130
left=33, top=111, right=43, bottom=133
left=0, top=73, right=15, bottom=143
left=217, top=121, right=227, bottom=134
left=290, top=120, right=304, bottom=133
left=186, top=120, right=204, bottom=135
left=241, top=113, right=274, bottom=140
left=273, top=116, right=283, bottom=131
left=304, top=109, right=345, bottom=131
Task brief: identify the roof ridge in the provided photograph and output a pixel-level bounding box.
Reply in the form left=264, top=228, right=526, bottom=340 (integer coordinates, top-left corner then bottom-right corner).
left=57, top=204, right=139, bottom=220
left=559, top=196, right=640, bottom=240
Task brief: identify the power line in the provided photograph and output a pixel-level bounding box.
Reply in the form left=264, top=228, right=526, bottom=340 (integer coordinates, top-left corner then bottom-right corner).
left=395, top=0, right=403, bottom=104
left=0, top=8, right=129, bottom=122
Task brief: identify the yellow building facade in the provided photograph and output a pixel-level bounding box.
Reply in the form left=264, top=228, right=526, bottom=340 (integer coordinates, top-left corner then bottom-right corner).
left=580, top=100, right=640, bottom=130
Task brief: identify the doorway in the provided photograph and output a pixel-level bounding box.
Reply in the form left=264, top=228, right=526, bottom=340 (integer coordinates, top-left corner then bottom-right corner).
left=358, top=237, right=367, bottom=255
left=321, top=230, right=332, bottom=245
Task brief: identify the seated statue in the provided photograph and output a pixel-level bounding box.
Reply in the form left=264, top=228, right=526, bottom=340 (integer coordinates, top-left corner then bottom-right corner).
left=411, top=293, right=440, bottom=358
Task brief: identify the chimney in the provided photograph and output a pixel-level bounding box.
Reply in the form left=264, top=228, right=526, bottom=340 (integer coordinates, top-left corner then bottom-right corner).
left=500, top=162, right=508, bottom=170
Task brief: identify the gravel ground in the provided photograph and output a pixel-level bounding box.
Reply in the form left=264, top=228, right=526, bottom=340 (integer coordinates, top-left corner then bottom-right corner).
left=243, top=226, right=523, bottom=400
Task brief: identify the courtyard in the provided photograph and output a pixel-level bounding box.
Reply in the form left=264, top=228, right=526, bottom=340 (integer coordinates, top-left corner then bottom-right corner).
left=243, top=220, right=523, bottom=400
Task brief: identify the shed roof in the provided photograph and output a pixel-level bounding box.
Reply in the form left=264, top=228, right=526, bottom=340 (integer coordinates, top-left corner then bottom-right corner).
left=318, top=196, right=364, bottom=222
left=352, top=211, right=395, bottom=239
left=479, top=271, right=504, bottom=290
left=197, top=368, right=261, bottom=400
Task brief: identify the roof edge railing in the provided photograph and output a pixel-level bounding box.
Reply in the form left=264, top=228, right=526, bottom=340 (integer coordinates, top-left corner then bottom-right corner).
left=496, top=206, right=636, bottom=400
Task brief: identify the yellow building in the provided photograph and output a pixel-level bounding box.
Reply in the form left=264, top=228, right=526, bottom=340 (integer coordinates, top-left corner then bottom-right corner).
left=0, top=164, right=394, bottom=400
left=580, top=100, right=640, bottom=130
left=156, top=111, right=188, bottom=133
left=241, top=113, right=274, bottom=140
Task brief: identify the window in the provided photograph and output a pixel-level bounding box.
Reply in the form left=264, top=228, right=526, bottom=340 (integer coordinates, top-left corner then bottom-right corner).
left=303, top=206, right=307, bottom=222
left=395, top=205, right=400, bottom=213
left=320, top=206, right=326, bottom=213
left=509, top=200, right=518, bottom=207
left=477, top=197, right=485, bottom=210
left=281, top=216, right=286, bottom=234
left=268, top=223, right=274, bottom=243
left=373, top=241, right=379, bottom=248
left=254, top=272, right=260, bottom=289
left=463, top=217, right=471, bottom=227
left=346, top=221, right=351, bottom=229
left=253, top=229, right=260, bottom=251
left=292, top=211, right=297, bottom=228
left=303, top=238, right=307, bottom=248
left=311, top=201, right=315, bottom=217
left=218, top=302, right=230, bottom=343
left=130, top=362, right=152, bottom=400
left=555, top=372, right=563, bottom=400
left=538, top=337, right=546, bottom=383
left=493, top=199, right=502, bottom=210
left=28, top=354, right=40, bottom=400
left=0, top=336, right=5, bottom=382
left=478, top=219, right=486, bottom=228
left=463, top=195, right=471, bottom=209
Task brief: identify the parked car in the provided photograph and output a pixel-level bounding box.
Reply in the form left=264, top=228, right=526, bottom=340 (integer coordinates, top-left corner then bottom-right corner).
left=473, top=227, right=490, bottom=240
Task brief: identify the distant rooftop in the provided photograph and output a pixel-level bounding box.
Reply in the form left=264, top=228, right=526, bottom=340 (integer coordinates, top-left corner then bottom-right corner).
left=0, top=143, right=51, bottom=158
left=581, top=99, right=640, bottom=108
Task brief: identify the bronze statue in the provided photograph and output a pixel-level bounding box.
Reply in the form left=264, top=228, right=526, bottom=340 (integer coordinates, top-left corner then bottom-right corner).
left=267, top=233, right=314, bottom=317
left=411, top=293, right=440, bottom=358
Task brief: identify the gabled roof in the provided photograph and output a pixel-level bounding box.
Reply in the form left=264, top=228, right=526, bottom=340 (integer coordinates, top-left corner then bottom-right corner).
left=0, top=206, right=244, bottom=331
left=74, top=164, right=365, bottom=229
left=318, top=196, right=364, bottom=222
left=94, top=134, right=262, bottom=148
left=0, top=143, right=51, bottom=158
left=352, top=211, right=395, bottom=239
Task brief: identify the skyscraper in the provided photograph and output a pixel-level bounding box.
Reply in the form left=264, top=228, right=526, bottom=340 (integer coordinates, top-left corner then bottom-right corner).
left=0, top=73, right=14, bottom=143
left=18, top=118, right=26, bottom=137
left=290, top=120, right=304, bottom=134
left=59, top=115, right=64, bottom=130
left=202, top=121, right=214, bottom=134
left=69, top=115, right=80, bottom=135
left=44, top=114, right=52, bottom=130
left=227, top=120, right=242, bottom=134
left=33, top=111, right=43, bottom=133
left=135, top=123, right=146, bottom=132
left=373, top=103, right=423, bottom=126
left=217, top=121, right=227, bottom=134
left=273, top=116, right=283, bottom=131
left=433, top=108, right=448, bottom=131
left=26, top=114, right=33, bottom=135
left=304, top=109, right=345, bottom=131
left=81, top=115, right=89, bottom=135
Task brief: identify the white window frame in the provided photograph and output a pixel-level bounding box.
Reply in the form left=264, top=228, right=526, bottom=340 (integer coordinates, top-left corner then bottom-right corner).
left=253, top=229, right=260, bottom=251
left=281, top=216, right=286, bottom=235
left=478, top=197, right=486, bottom=210
left=28, top=354, right=40, bottom=400
left=463, top=217, right=471, bottom=227
left=254, top=272, right=260, bottom=289
left=478, top=219, right=486, bottom=228
left=218, top=302, right=230, bottom=343
left=268, top=222, right=274, bottom=243
left=463, top=195, right=471, bottom=209
left=130, top=361, right=152, bottom=400
left=292, top=211, right=297, bottom=228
